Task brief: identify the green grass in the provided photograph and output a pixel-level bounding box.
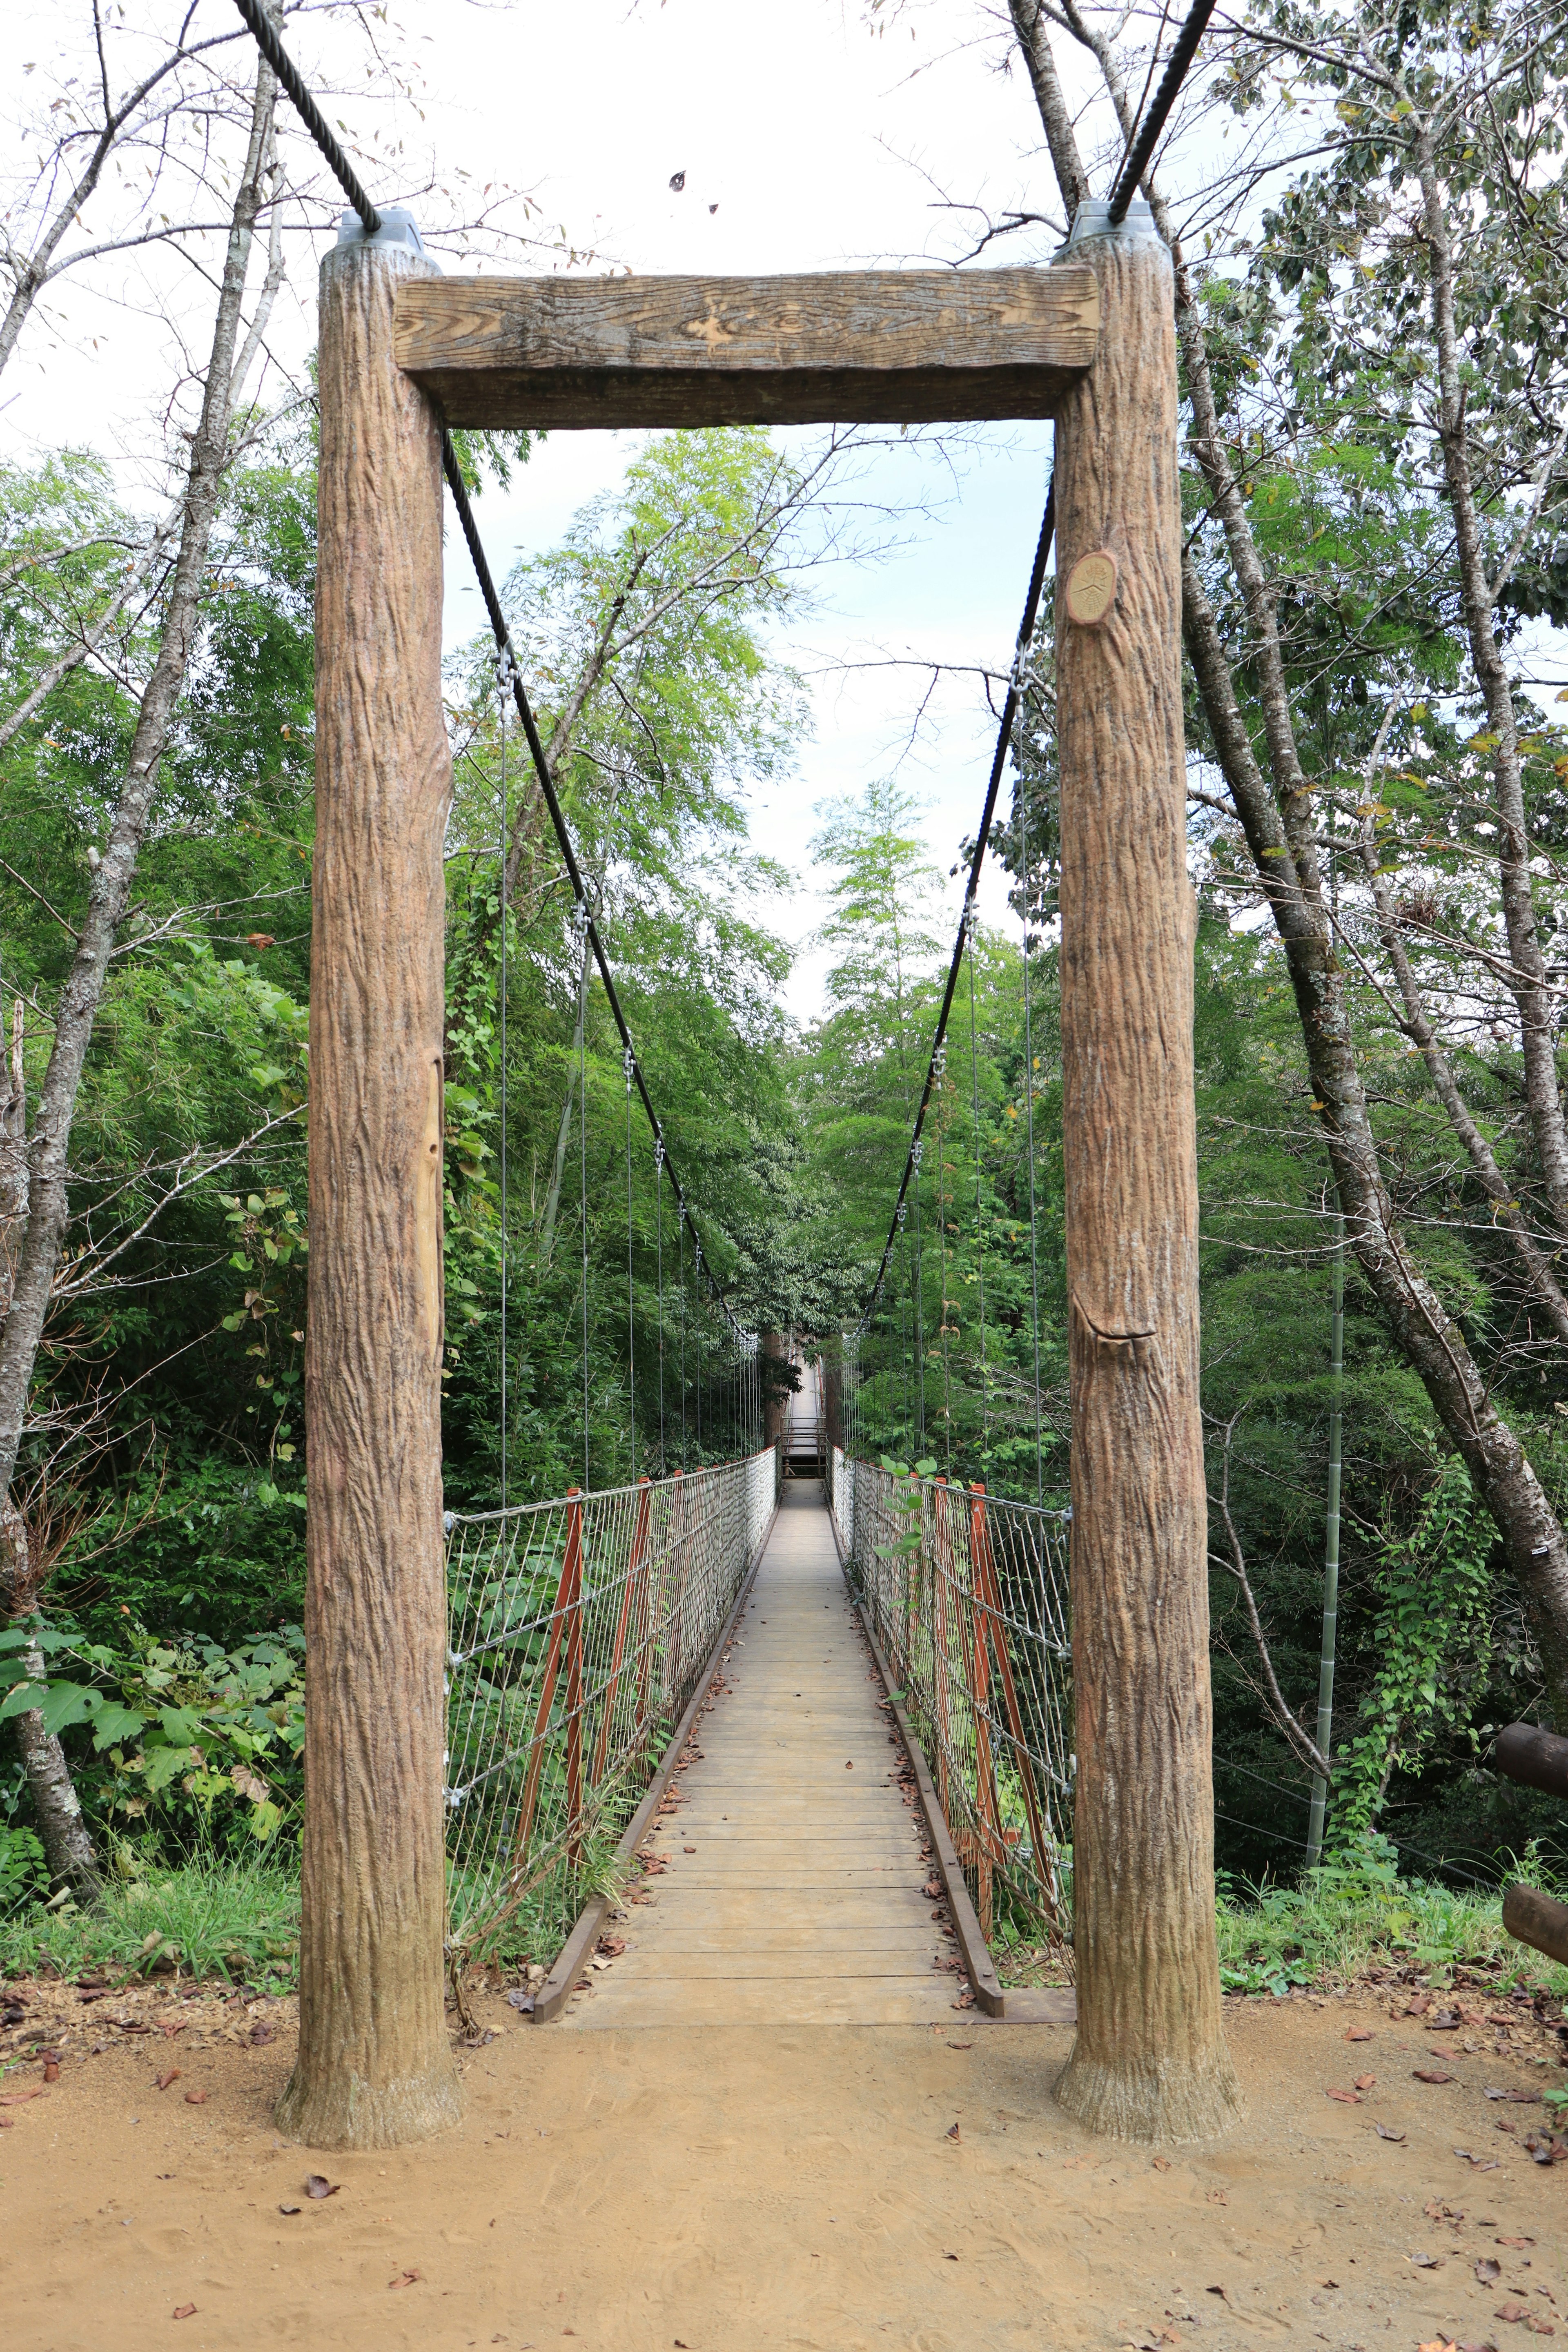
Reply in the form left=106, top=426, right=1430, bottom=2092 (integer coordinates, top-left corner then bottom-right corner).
left=0, top=1854, right=299, bottom=1991
left=1214, top=1864, right=1568, bottom=2000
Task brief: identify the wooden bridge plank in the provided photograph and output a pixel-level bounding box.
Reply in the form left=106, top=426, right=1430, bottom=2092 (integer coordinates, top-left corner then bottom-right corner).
left=395, top=266, right=1098, bottom=429
left=557, top=1488, right=960, bottom=2027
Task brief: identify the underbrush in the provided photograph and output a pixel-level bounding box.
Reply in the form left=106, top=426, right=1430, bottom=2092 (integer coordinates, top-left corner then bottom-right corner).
left=0, top=1853, right=299, bottom=1990
left=1216, top=1841, right=1568, bottom=2000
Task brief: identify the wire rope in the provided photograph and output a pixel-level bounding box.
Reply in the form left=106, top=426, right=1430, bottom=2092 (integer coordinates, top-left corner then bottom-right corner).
left=1105, top=0, right=1219, bottom=224
left=858, top=481, right=1055, bottom=1334
left=231, top=0, right=381, bottom=234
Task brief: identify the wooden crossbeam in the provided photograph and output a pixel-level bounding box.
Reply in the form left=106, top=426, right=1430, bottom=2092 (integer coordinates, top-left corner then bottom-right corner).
left=395, top=266, right=1099, bottom=429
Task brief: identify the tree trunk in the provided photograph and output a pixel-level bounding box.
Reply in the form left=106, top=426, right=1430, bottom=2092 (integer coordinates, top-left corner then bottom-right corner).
left=1053, top=215, right=1243, bottom=2144
left=0, top=42, right=279, bottom=1887
left=274, top=220, right=462, bottom=2151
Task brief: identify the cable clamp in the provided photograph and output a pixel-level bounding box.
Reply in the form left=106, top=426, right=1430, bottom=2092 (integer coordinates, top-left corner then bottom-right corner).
left=571, top=898, right=589, bottom=944
left=896, top=1203, right=907, bottom=1231
left=932, top=1045, right=947, bottom=1079
left=493, top=641, right=517, bottom=693
left=653, top=1139, right=665, bottom=1175
left=623, top=1045, right=636, bottom=1090
left=962, top=898, right=979, bottom=943
left=911, top=1138, right=924, bottom=1174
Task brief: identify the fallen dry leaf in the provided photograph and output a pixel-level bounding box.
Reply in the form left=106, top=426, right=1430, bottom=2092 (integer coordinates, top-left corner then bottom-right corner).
left=1375, top=2123, right=1407, bottom=2142
left=249, top=2022, right=274, bottom=2047
left=41, top=2060, right=58, bottom=2082
left=0, top=2087, right=47, bottom=2106
left=389, top=2270, right=421, bottom=2289
left=155, top=2068, right=180, bottom=2092
left=1485, top=2087, right=1539, bottom=2103
left=1412, top=2253, right=1444, bottom=2269
left=1205, top=2189, right=1227, bottom=2205
left=1325, top=2088, right=1361, bottom=2103
left=1347, top=2026, right=1375, bottom=2042
left=172, top=2305, right=196, bottom=2322
left=1477, top=2260, right=1503, bottom=2285
left=944, top=2123, right=960, bottom=2142
left=1415, top=2067, right=1456, bottom=2083
left=183, top=2089, right=208, bottom=2106
left=305, top=2174, right=340, bottom=2199
left=1497, top=2303, right=1532, bottom=2324
left=1151, top=2154, right=1171, bottom=2172
left=1498, top=2238, right=1535, bottom=2250
left=278, top=2203, right=301, bottom=2215
left=1417, top=2340, right=1457, bottom=2352
left=947, top=2041, right=972, bottom=2051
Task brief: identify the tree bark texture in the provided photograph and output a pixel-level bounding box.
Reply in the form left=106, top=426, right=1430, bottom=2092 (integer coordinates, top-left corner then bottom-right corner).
left=1053, top=226, right=1243, bottom=2145
left=0, top=44, right=278, bottom=1897
left=275, top=232, right=462, bottom=2150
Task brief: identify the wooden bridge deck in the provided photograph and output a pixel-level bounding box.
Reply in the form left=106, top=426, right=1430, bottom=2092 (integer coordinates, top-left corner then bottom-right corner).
left=559, top=1485, right=959, bottom=2028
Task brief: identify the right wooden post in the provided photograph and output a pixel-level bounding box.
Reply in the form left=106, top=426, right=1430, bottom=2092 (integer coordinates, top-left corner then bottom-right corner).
left=1053, top=201, right=1243, bottom=2143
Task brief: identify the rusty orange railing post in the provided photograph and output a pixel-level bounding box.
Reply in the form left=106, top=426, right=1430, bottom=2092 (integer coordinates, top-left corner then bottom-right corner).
left=594, top=1478, right=650, bottom=1783
left=929, top=1479, right=956, bottom=1828
left=508, top=1489, right=585, bottom=1880
left=969, top=1484, right=1057, bottom=1930
left=563, top=1490, right=586, bottom=1867
left=965, top=1484, right=1005, bottom=1938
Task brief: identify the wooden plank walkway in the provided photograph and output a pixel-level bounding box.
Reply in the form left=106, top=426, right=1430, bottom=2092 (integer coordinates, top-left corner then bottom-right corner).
left=558, top=1484, right=960, bottom=2028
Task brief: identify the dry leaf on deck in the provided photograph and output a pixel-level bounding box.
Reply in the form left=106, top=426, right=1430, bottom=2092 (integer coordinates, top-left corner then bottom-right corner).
left=305, top=2174, right=340, bottom=2199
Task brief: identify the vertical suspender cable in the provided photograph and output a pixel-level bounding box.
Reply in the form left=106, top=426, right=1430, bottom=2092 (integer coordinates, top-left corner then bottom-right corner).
left=495, top=652, right=511, bottom=1510
left=655, top=1140, right=666, bottom=1473
left=1018, top=779, right=1045, bottom=1506
left=967, top=914, right=990, bottom=1465
left=678, top=1214, right=688, bottom=1464
left=624, top=1045, right=636, bottom=1478
left=913, top=1139, right=925, bottom=1449
left=579, top=912, right=591, bottom=1492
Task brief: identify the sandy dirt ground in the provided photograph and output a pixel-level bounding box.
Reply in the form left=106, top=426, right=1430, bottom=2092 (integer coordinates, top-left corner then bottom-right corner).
left=4, top=1967, right=1565, bottom=2351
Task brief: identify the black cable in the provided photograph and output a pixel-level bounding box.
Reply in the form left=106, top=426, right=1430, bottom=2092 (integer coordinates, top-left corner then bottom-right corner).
left=1106, top=0, right=1218, bottom=225
left=857, top=479, right=1055, bottom=1332
left=232, top=0, right=381, bottom=235
left=232, top=0, right=749, bottom=1354
left=440, top=441, right=746, bottom=1345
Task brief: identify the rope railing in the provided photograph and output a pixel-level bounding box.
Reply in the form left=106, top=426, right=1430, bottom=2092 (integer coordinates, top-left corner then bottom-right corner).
left=443, top=1444, right=779, bottom=1964
left=830, top=1446, right=1073, bottom=1957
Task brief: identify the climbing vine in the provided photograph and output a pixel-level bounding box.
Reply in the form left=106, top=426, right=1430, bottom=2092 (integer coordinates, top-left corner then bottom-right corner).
left=1332, top=1458, right=1496, bottom=1845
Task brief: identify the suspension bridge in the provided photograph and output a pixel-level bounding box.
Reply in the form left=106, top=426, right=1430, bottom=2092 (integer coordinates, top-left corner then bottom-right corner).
left=234, top=0, right=1240, bottom=2155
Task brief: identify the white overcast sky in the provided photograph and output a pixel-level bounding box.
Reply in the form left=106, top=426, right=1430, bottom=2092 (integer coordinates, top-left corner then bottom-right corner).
left=0, top=0, right=1258, bottom=1015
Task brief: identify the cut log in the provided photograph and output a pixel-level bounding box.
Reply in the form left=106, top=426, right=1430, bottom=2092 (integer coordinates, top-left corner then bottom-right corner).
left=1502, top=1882, right=1568, bottom=1967
left=1495, top=1720, right=1568, bottom=1802
left=394, top=266, right=1098, bottom=428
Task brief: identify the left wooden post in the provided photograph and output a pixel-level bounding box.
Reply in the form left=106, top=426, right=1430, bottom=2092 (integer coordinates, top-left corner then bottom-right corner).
left=277, top=211, right=463, bottom=2149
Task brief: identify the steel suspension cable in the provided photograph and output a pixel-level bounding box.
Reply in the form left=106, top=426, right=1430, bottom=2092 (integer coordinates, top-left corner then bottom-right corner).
left=857, top=480, right=1055, bottom=1335
left=232, top=0, right=380, bottom=234
left=1106, top=0, right=1220, bottom=224
left=227, top=0, right=754, bottom=1376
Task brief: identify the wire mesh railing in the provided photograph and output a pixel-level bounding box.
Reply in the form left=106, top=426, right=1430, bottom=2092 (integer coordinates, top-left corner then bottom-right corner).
left=831, top=1448, right=1073, bottom=1956
left=444, top=1445, right=780, bottom=1964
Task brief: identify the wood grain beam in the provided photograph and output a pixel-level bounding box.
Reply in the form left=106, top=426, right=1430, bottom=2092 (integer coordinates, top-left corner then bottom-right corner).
left=394, top=266, right=1098, bottom=429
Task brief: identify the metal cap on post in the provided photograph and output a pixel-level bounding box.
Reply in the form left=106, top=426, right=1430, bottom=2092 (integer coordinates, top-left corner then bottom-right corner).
left=335, top=203, right=435, bottom=261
